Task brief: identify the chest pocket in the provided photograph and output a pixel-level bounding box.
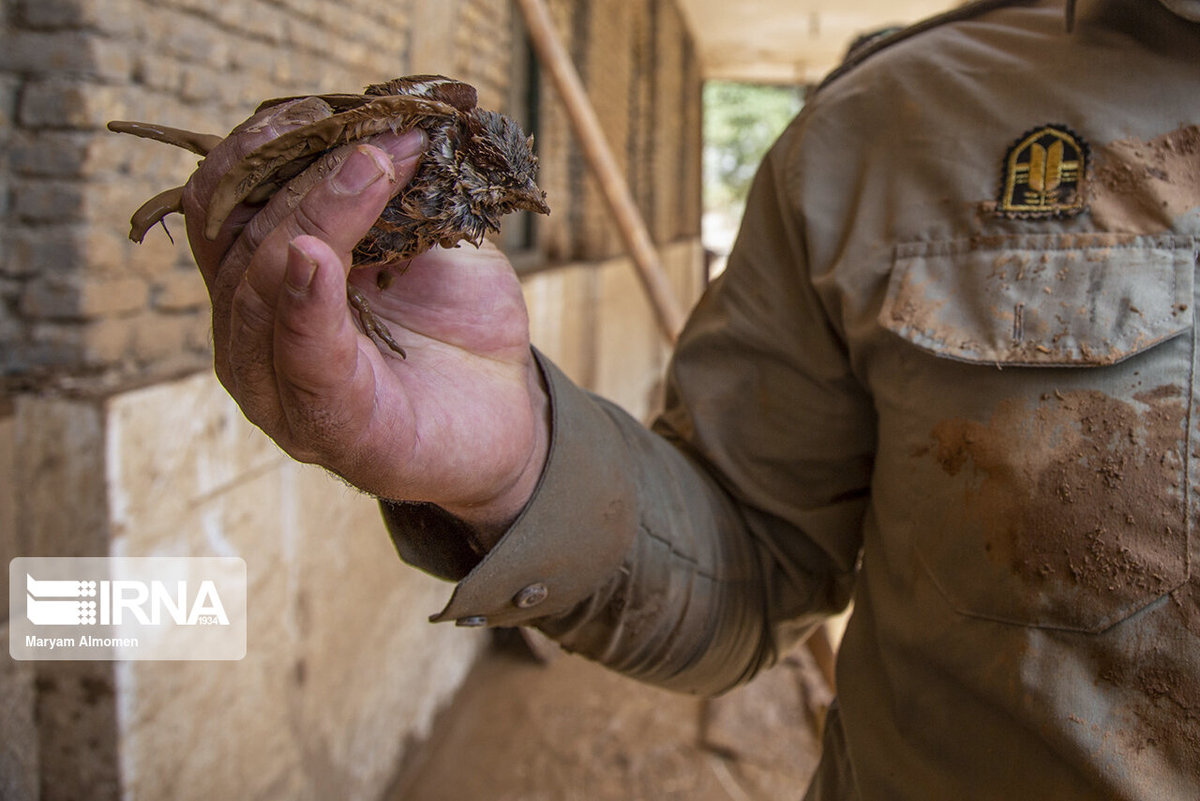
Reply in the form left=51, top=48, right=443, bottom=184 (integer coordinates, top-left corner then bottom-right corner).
left=878, top=234, right=1195, bottom=632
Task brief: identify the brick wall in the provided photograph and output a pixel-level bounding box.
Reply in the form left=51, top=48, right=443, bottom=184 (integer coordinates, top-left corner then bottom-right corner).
left=538, top=0, right=702, bottom=264
left=0, top=0, right=419, bottom=386
left=0, top=0, right=701, bottom=391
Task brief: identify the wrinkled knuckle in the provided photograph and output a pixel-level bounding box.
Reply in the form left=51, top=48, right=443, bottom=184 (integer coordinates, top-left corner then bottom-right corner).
left=273, top=303, right=314, bottom=345
left=230, top=276, right=275, bottom=332
left=237, top=207, right=282, bottom=258
left=290, top=199, right=340, bottom=244
left=209, top=258, right=249, bottom=314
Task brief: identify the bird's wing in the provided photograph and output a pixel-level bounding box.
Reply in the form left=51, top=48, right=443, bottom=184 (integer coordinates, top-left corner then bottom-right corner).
left=259, top=76, right=477, bottom=114
left=365, top=75, right=478, bottom=112
left=255, top=93, right=372, bottom=114
left=205, top=94, right=457, bottom=239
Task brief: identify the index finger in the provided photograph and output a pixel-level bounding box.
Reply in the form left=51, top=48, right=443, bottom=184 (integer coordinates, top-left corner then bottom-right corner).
left=182, top=97, right=336, bottom=288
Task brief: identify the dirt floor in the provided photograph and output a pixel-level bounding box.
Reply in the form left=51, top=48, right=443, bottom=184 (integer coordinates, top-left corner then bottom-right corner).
left=389, top=630, right=831, bottom=801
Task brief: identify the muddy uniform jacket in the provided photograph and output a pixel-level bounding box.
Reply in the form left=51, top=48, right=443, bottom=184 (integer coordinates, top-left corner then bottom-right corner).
left=384, top=0, right=1200, bottom=797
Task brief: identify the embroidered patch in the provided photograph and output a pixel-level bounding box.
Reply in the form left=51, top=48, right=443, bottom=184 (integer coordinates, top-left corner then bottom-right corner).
left=997, top=125, right=1089, bottom=219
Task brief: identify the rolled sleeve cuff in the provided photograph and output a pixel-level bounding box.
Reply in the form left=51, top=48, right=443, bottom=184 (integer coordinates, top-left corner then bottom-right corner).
left=382, top=349, right=640, bottom=628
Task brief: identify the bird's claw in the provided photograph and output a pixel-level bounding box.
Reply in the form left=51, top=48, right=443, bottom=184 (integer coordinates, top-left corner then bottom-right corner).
left=347, top=284, right=406, bottom=358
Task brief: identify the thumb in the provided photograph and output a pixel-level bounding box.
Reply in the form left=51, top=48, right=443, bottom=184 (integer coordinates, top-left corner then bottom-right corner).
left=276, top=235, right=383, bottom=461
left=224, top=234, right=368, bottom=442
left=273, top=235, right=366, bottom=399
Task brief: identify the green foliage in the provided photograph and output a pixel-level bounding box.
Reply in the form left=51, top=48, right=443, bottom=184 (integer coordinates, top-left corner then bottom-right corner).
left=703, top=81, right=804, bottom=213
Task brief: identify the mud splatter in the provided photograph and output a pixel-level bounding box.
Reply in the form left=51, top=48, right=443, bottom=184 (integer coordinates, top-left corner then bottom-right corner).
left=1087, top=630, right=1200, bottom=770
left=1090, top=124, right=1200, bottom=233
left=930, top=385, right=1200, bottom=766
left=1169, top=579, right=1200, bottom=639
left=928, top=387, right=1188, bottom=629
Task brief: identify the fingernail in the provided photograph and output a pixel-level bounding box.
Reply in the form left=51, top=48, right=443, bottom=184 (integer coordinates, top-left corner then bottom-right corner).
left=378, top=128, right=428, bottom=162
left=332, top=146, right=391, bottom=194
left=286, top=240, right=318, bottom=290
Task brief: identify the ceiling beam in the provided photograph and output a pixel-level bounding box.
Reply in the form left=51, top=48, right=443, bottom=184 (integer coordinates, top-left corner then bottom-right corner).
left=675, top=0, right=958, bottom=84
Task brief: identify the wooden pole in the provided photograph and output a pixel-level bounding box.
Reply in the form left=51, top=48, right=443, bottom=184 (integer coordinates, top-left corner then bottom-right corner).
left=514, top=0, right=687, bottom=343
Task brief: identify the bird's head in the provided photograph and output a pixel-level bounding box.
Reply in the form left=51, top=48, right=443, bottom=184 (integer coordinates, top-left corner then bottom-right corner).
left=464, top=109, right=550, bottom=218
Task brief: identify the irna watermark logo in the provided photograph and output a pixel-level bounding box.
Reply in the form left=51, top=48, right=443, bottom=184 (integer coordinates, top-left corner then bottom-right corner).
left=10, top=557, right=246, bottom=661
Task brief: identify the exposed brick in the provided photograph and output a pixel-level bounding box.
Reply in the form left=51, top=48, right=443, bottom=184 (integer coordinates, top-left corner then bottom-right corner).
left=13, top=178, right=85, bottom=222
left=283, top=15, right=332, bottom=54
left=120, top=228, right=184, bottom=282
left=229, top=2, right=287, bottom=43
left=5, top=224, right=82, bottom=277
left=92, top=133, right=187, bottom=182
left=18, top=0, right=85, bottom=28
left=157, top=0, right=216, bottom=17
left=78, top=224, right=129, bottom=275
left=88, top=180, right=188, bottom=244
left=132, top=53, right=185, bottom=94
left=0, top=31, right=93, bottom=75
left=21, top=274, right=78, bottom=318
left=0, top=31, right=131, bottom=80
left=127, top=310, right=193, bottom=363
left=227, top=37, right=279, bottom=78
left=18, top=80, right=135, bottom=129
left=0, top=274, right=19, bottom=300
left=27, top=319, right=89, bottom=365
left=21, top=272, right=149, bottom=319
left=18, top=0, right=136, bottom=35
left=89, top=37, right=136, bottom=81
left=78, top=314, right=135, bottom=365
left=0, top=310, right=24, bottom=363
left=10, top=130, right=92, bottom=177
left=178, top=63, right=224, bottom=104
left=150, top=10, right=231, bottom=66
left=0, top=74, right=18, bottom=138
left=152, top=267, right=207, bottom=311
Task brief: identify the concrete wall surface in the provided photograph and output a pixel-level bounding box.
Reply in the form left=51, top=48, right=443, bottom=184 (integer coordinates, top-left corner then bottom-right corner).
left=106, top=375, right=486, bottom=801
left=6, top=383, right=486, bottom=801
left=1, top=405, right=41, bottom=801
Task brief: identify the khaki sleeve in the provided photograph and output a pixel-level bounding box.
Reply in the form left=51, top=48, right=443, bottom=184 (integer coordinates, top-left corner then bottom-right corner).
left=383, top=130, right=872, bottom=695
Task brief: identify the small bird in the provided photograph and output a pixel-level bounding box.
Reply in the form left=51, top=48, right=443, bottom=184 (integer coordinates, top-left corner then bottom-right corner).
left=109, top=75, right=550, bottom=357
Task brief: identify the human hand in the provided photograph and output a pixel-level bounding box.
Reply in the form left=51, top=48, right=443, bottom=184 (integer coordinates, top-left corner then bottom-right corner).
left=182, top=103, right=550, bottom=541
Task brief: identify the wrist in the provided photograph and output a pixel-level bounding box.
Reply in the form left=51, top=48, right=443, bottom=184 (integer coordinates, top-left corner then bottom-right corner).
left=437, top=355, right=551, bottom=549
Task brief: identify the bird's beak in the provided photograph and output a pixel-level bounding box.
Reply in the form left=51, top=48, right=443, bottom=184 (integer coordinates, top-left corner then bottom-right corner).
left=511, top=184, right=550, bottom=216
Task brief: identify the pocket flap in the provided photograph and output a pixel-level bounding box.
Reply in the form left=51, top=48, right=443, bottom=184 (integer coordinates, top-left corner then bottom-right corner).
left=880, top=236, right=1196, bottom=367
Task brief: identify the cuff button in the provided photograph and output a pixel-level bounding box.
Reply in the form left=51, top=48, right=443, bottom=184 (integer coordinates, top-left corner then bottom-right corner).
left=513, top=583, right=549, bottom=609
